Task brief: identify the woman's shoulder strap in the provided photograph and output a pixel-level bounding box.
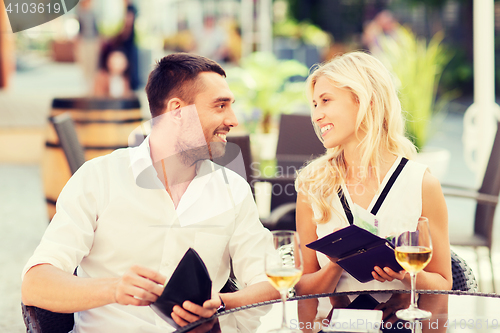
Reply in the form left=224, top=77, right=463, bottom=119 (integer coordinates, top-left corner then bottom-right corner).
left=337, top=157, right=409, bottom=221
left=337, top=186, right=354, bottom=225
left=370, top=157, right=409, bottom=215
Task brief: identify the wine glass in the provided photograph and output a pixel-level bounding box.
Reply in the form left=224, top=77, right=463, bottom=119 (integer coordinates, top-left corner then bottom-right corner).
left=394, top=217, right=433, bottom=321
left=265, top=230, right=303, bottom=332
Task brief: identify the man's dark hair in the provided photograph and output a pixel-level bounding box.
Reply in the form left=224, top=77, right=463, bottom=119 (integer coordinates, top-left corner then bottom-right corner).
left=145, top=53, right=226, bottom=118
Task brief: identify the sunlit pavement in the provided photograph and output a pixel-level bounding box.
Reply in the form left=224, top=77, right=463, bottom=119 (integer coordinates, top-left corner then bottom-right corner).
left=1, top=61, right=499, bottom=332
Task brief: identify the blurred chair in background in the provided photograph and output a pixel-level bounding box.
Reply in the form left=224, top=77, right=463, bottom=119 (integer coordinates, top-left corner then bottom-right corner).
left=50, top=113, right=86, bottom=175
left=226, top=135, right=254, bottom=184
left=43, top=97, right=143, bottom=220
left=275, top=114, right=325, bottom=177
left=443, top=121, right=500, bottom=292
left=261, top=114, right=325, bottom=230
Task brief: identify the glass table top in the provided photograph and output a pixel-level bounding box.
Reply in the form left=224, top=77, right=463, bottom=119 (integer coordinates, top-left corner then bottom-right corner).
left=173, top=290, right=500, bottom=333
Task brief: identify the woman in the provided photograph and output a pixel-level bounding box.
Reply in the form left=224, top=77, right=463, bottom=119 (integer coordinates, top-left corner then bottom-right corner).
left=93, top=48, right=132, bottom=98
left=294, top=52, right=452, bottom=320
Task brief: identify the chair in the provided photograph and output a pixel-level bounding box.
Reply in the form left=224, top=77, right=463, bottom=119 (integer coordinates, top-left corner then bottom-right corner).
left=442, top=121, right=500, bottom=291
left=22, top=302, right=74, bottom=333
left=226, top=135, right=298, bottom=230
left=226, top=135, right=255, bottom=184
left=258, top=114, right=325, bottom=230
left=451, top=250, right=479, bottom=292
left=50, top=113, right=86, bottom=175
left=275, top=114, right=325, bottom=177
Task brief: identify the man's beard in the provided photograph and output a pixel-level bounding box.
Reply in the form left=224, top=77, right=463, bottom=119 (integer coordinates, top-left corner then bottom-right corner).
left=206, top=126, right=230, bottom=161
left=208, top=141, right=227, bottom=160
left=176, top=127, right=230, bottom=166
left=175, top=142, right=228, bottom=166
left=176, top=144, right=212, bottom=166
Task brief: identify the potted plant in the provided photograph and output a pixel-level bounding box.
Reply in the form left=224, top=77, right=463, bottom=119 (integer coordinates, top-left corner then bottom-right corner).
left=226, top=52, right=309, bottom=134
left=374, top=26, right=454, bottom=179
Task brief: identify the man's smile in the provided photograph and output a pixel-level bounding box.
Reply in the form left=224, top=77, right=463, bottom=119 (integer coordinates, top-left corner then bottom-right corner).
left=214, top=132, right=227, bottom=142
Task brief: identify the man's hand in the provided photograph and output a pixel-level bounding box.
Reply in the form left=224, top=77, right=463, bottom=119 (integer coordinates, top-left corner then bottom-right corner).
left=372, top=266, right=406, bottom=283
left=114, top=265, right=166, bottom=306
left=171, top=296, right=221, bottom=327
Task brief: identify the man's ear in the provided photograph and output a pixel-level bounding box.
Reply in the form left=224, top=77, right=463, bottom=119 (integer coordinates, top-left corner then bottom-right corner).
left=165, top=97, right=185, bottom=112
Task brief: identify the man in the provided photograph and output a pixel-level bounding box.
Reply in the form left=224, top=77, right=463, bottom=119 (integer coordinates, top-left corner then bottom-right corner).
left=22, top=53, right=279, bottom=332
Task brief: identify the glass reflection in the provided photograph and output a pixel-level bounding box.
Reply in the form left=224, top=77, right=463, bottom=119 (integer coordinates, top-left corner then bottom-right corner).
left=177, top=292, right=449, bottom=333
left=297, top=292, right=448, bottom=333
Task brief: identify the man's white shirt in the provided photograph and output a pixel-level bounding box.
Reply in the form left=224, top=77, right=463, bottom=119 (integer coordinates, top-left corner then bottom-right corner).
left=23, top=137, right=273, bottom=332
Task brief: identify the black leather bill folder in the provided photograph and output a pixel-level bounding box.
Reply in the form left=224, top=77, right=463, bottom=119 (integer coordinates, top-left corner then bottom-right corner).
left=306, top=225, right=403, bottom=283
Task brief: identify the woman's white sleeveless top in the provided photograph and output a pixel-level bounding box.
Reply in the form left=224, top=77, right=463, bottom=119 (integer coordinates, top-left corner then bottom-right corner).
left=314, top=156, right=428, bottom=316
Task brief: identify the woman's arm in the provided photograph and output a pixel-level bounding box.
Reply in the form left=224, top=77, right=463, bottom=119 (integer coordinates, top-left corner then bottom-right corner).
left=373, top=170, right=453, bottom=290
left=294, top=191, right=343, bottom=296
left=416, top=170, right=453, bottom=290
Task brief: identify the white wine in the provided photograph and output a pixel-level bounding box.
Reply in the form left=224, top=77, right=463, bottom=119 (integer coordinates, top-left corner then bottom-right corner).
left=395, top=246, right=432, bottom=273
left=266, top=268, right=302, bottom=291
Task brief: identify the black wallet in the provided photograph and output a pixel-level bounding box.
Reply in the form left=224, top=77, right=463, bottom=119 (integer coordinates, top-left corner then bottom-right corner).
left=150, top=248, right=212, bottom=328
left=306, top=225, right=402, bottom=283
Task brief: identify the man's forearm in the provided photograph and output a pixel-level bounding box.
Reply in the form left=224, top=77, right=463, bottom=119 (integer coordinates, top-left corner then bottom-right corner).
left=22, top=264, right=117, bottom=313
left=220, top=281, right=280, bottom=309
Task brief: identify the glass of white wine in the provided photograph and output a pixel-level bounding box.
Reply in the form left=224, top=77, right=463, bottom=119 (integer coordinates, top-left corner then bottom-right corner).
left=265, top=230, right=303, bottom=332
left=394, top=217, right=433, bottom=321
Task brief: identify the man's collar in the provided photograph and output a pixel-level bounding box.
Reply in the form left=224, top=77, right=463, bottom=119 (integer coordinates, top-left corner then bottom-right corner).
left=129, top=135, right=153, bottom=181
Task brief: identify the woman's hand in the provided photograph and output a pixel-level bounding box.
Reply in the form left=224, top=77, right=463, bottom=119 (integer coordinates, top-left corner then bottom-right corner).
left=326, top=255, right=339, bottom=263
left=372, top=266, right=406, bottom=283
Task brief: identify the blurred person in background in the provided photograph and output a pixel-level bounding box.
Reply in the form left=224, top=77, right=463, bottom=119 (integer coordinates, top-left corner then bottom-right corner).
left=93, top=0, right=138, bottom=97
left=162, top=18, right=196, bottom=54
left=93, top=48, right=132, bottom=98
left=220, top=18, right=242, bottom=64
left=76, top=0, right=100, bottom=94
left=196, top=16, right=229, bottom=64
left=115, top=0, right=140, bottom=91
left=361, top=10, right=399, bottom=51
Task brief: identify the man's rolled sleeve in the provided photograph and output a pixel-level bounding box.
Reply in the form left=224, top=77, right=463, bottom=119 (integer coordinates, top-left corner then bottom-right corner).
left=229, top=182, right=273, bottom=287
left=22, top=161, right=101, bottom=279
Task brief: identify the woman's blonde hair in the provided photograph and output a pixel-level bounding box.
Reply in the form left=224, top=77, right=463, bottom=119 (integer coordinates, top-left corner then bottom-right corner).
left=296, top=51, right=416, bottom=224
